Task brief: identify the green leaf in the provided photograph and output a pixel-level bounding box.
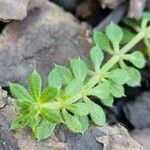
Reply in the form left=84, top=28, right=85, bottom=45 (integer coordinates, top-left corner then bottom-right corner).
left=85, top=99, right=106, bottom=126
left=10, top=83, right=33, bottom=102
left=62, top=109, right=82, bottom=133
left=28, top=70, right=42, bottom=101
left=67, top=102, right=90, bottom=116
left=127, top=51, right=146, bottom=69
left=143, top=11, right=150, bottom=21
left=108, top=68, right=129, bottom=85
left=92, top=81, right=110, bottom=100
left=93, top=31, right=112, bottom=53
left=41, top=108, right=61, bottom=124
left=37, top=119, right=55, bottom=141
left=123, top=18, right=140, bottom=32
left=39, top=87, right=58, bottom=103
left=65, top=79, right=83, bottom=97
left=90, top=45, right=104, bottom=72
left=121, top=28, right=135, bottom=45
left=110, top=82, right=125, bottom=98
left=101, top=95, right=114, bottom=107
left=11, top=116, right=28, bottom=131
left=55, top=65, right=72, bottom=85
left=125, top=67, right=141, bottom=87
left=70, top=58, right=87, bottom=81
left=106, top=23, right=123, bottom=44
left=75, top=115, right=89, bottom=133
left=48, top=69, right=62, bottom=89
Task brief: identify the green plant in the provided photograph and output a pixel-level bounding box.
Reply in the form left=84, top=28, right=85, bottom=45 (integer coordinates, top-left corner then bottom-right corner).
left=10, top=12, right=150, bottom=140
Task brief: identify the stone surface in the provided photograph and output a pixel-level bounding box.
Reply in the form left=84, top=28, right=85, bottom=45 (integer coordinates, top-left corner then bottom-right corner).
left=57, top=124, right=143, bottom=150
left=131, top=128, right=150, bottom=150
left=124, top=92, right=150, bottom=129
left=0, top=0, right=30, bottom=21
left=0, top=0, right=90, bottom=87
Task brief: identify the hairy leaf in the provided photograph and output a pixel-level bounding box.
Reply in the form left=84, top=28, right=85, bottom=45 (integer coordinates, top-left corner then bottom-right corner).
left=70, top=58, right=87, bottom=81
left=28, top=70, right=42, bottom=101
left=62, top=109, right=81, bottom=133
left=90, top=45, right=104, bottom=72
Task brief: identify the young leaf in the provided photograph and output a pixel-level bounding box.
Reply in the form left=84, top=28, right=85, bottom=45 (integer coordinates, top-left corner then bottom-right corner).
left=126, top=51, right=146, bottom=69
left=75, top=115, right=89, bottom=133
left=108, top=68, right=129, bottom=85
left=62, top=109, right=82, bottom=133
left=65, top=79, right=83, bottom=97
left=48, top=69, right=62, bottom=89
left=28, top=70, right=42, bottom=101
left=41, top=108, right=61, bottom=124
left=11, top=116, right=28, bottom=131
left=67, top=102, right=90, bottom=116
left=70, top=58, right=87, bottom=81
left=125, top=67, right=141, bottom=87
left=37, top=119, right=55, bottom=141
left=39, top=87, right=58, bottom=103
left=10, top=83, right=33, bottom=102
left=101, top=95, right=114, bottom=107
left=93, top=31, right=112, bottom=53
left=110, top=82, right=125, bottom=98
left=90, top=45, right=104, bottom=72
left=106, top=23, right=123, bottom=45
left=121, top=28, right=135, bottom=45
left=92, top=81, right=110, bottom=100
left=55, top=65, right=72, bottom=85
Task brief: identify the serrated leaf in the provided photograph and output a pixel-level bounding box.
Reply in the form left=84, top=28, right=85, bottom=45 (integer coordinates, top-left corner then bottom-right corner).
left=106, top=23, right=123, bottom=45
left=93, top=31, right=112, bottom=53
left=92, top=81, right=110, bottom=100
left=108, top=68, right=129, bottom=85
left=110, top=82, right=125, bottom=98
left=55, top=65, right=72, bottom=85
left=11, top=116, right=28, bottom=131
left=65, top=79, right=83, bottom=97
left=48, top=69, right=62, bottom=89
left=125, top=67, right=141, bottom=87
left=41, top=108, right=61, bottom=124
left=39, top=87, right=58, bottom=103
left=101, top=95, right=114, bottom=107
left=67, top=102, right=90, bottom=116
left=62, top=109, right=82, bottom=133
left=85, top=99, right=106, bottom=126
left=90, top=45, right=104, bottom=72
left=10, top=83, right=33, bottom=103
left=37, top=119, right=55, bottom=141
left=127, top=51, right=146, bottom=69
left=28, top=70, right=42, bottom=101
left=75, top=115, right=89, bottom=133
left=70, top=58, right=87, bottom=81
left=143, top=11, right=150, bottom=21
left=121, top=28, right=135, bottom=45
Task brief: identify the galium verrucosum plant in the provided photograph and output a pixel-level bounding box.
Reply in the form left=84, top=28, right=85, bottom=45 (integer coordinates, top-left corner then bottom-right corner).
left=10, top=12, right=150, bottom=141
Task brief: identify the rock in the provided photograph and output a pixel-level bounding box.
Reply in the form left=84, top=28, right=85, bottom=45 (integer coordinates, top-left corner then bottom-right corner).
left=0, top=0, right=30, bottom=21
left=130, top=128, right=150, bottom=150
left=124, top=92, right=150, bottom=129
left=0, top=0, right=91, bottom=87
left=98, top=0, right=125, bottom=9
left=128, top=0, right=146, bottom=19
left=57, top=124, right=143, bottom=150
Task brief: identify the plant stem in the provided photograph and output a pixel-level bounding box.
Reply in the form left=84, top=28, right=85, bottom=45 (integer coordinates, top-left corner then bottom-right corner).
left=120, top=31, right=145, bottom=54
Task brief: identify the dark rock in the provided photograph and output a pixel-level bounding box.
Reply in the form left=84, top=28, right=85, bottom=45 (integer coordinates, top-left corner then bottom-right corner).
left=0, top=0, right=91, bottom=87
left=0, top=0, right=30, bottom=21
left=124, top=92, right=150, bottom=129
left=131, top=128, right=150, bottom=150
left=57, top=124, right=143, bottom=150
